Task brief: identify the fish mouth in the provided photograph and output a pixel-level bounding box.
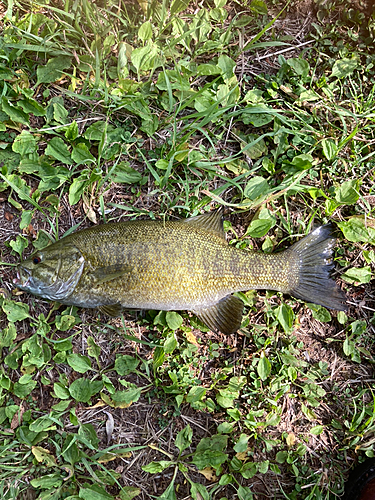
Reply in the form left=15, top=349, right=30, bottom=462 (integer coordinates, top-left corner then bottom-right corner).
left=13, top=267, right=31, bottom=289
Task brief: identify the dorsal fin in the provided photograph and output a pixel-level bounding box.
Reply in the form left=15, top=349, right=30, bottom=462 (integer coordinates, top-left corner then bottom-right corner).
left=182, top=208, right=226, bottom=241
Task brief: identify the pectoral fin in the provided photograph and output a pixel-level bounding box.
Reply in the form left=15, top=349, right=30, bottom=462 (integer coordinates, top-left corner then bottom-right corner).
left=192, top=295, right=244, bottom=335
left=98, top=304, right=123, bottom=317
left=91, top=264, right=132, bottom=285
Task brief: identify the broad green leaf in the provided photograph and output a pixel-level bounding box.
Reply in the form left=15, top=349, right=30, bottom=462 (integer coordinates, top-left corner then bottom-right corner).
left=13, top=379, right=37, bottom=398
left=87, top=336, right=101, bottom=364
left=190, top=482, right=209, bottom=500
left=245, top=219, right=273, bottom=238
left=196, top=64, right=221, bottom=76
left=166, top=311, right=183, bottom=330
left=286, top=57, right=310, bottom=77
left=131, top=44, right=159, bottom=73
left=111, top=387, right=141, bottom=406
left=71, top=143, right=95, bottom=164
left=61, top=434, right=81, bottom=465
left=79, top=485, right=113, bottom=500
left=78, top=423, right=99, bottom=449
left=191, top=450, right=228, bottom=470
left=117, top=42, right=129, bottom=79
left=142, top=460, right=172, bottom=473
left=55, top=314, right=76, bottom=331
left=12, top=130, right=37, bottom=155
left=275, top=304, right=294, bottom=333
left=153, top=346, right=165, bottom=371
left=338, top=218, right=375, bottom=243
left=331, top=57, right=358, bottom=78
left=155, top=479, right=177, bottom=500
left=138, top=21, right=152, bottom=42
left=53, top=383, right=70, bottom=400
left=233, top=434, right=250, bottom=453
left=250, top=0, right=268, bottom=14
left=307, top=304, right=332, bottom=322
left=310, top=425, right=324, bottom=435
left=84, top=121, right=110, bottom=141
left=155, top=159, right=169, bottom=170
left=196, top=434, right=228, bottom=453
left=112, top=162, right=143, bottom=183
left=171, top=0, right=189, bottom=16
left=69, top=176, right=87, bottom=205
left=9, top=234, right=28, bottom=257
left=351, top=320, right=367, bottom=336
left=29, top=415, right=56, bottom=432
left=341, top=266, right=372, bottom=285
left=115, top=355, right=139, bottom=376
left=36, top=56, right=72, bottom=84
left=69, top=378, right=94, bottom=403
left=67, top=353, right=92, bottom=374
left=33, top=230, right=54, bottom=250
left=0, top=323, right=17, bottom=348
left=257, top=355, right=271, bottom=381
left=216, top=388, right=238, bottom=408
left=1, top=97, right=29, bottom=125
left=290, top=153, right=313, bottom=170
left=186, top=386, right=206, bottom=403
left=217, top=54, right=236, bottom=82
left=20, top=210, right=33, bottom=230
left=164, top=333, right=177, bottom=353
left=31, top=474, right=63, bottom=489
left=119, top=486, right=141, bottom=500
left=47, top=97, right=69, bottom=124
left=242, top=104, right=274, bottom=127
left=321, top=138, right=338, bottom=161
left=275, top=450, right=288, bottom=464
left=65, top=120, right=79, bottom=141
left=175, top=424, right=193, bottom=453
left=244, top=176, right=269, bottom=200
left=45, top=137, right=72, bottom=164
left=335, top=179, right=359, bottom=205
left=2, top=300, right=30, bottom=322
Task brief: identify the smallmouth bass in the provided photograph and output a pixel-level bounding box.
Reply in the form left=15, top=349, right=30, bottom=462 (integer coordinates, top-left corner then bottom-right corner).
left=14, top=210, right=346, bottom=334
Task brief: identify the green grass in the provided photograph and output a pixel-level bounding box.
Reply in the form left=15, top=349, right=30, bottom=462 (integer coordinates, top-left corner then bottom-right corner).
left=1, top=0, right=375, bottom=499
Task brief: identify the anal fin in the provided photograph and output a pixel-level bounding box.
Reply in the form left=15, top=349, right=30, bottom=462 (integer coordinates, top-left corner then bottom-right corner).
left=192, top=295, right=244, bottom=335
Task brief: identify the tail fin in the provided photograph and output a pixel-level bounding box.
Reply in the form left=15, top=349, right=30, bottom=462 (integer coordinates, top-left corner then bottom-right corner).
left=286, top=224, right=347, bottom=311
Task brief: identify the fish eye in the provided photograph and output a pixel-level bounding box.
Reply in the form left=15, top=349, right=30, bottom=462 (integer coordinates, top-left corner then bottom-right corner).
left=33, top=256, right=41, bottom=264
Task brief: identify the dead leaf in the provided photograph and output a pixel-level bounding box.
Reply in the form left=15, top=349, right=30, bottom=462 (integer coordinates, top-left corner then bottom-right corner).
left=10, top=402, right=25, bottom=429
left=186, top=330, right=199, bottom=346
left=104, top=410, right=115, bottom=444
left=98, top=451, right=132, bottom=463
left=31, top=446, right=57, bottom=467
left=235, top=451, right=248, bottom=461
left=5, top=212, right=13, bottom=221
left=198, top=467, right=218, bottom=482
left=28, top=224, right=37, bottom=237
left=286, top=432, right=296, bottom=447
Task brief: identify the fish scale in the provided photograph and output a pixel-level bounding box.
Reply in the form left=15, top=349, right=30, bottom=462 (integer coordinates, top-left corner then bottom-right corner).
left=14, top=210, right=346, bottom=334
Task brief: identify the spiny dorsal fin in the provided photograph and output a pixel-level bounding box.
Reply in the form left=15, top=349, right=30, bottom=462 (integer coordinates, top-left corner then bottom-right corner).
left=98, top=304, right=123, bottom=317
left=182, top=208, right=226, bottom=241
left=192, top=294, right=244, bottom=335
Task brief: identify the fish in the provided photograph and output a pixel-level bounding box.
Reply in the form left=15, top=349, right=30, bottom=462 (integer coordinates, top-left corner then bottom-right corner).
left=13, top=209, right=346, bottom=334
